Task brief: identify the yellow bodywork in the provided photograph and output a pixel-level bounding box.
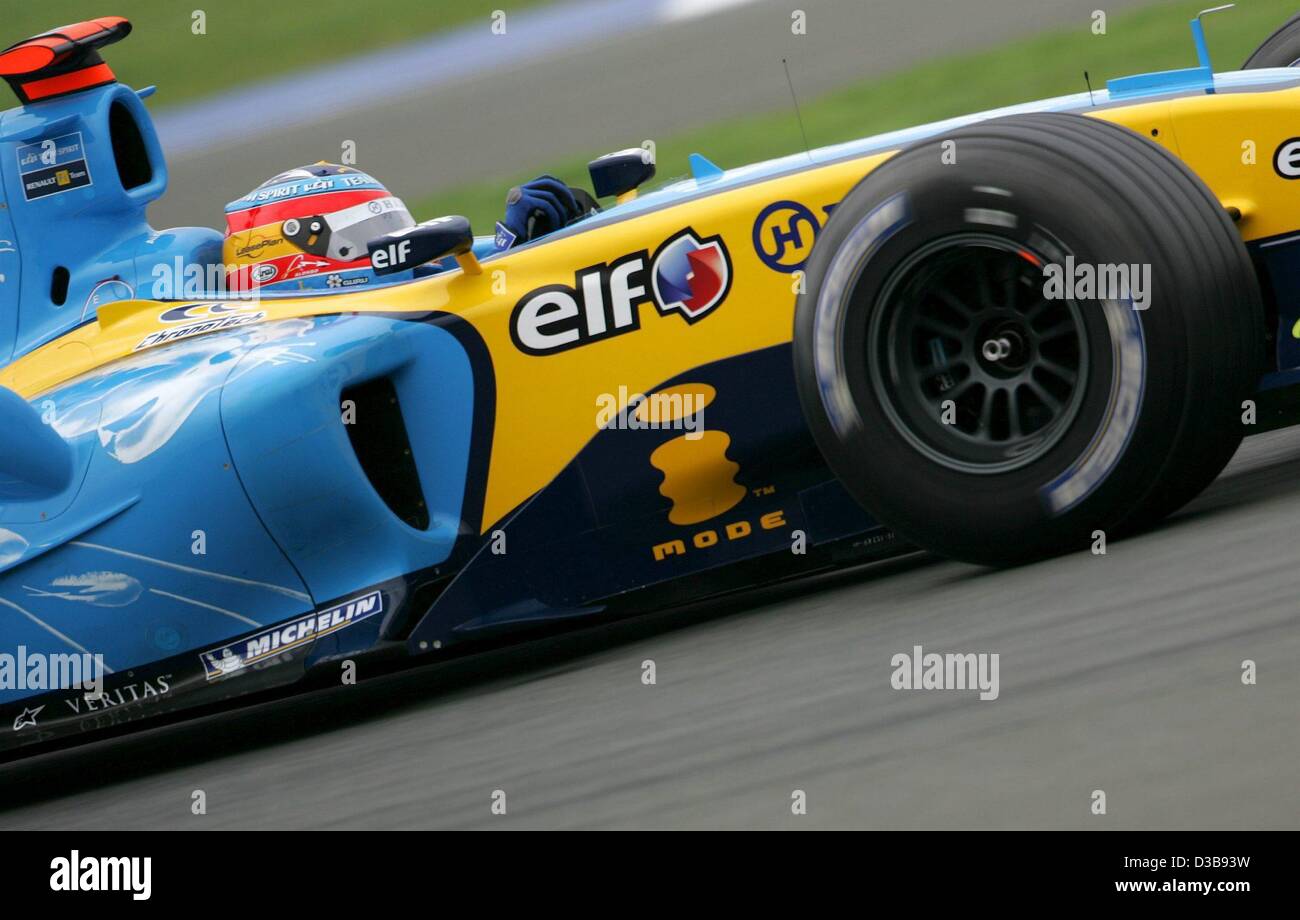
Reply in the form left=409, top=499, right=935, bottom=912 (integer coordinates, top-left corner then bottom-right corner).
left=4, top=84, right=1299, bottom=532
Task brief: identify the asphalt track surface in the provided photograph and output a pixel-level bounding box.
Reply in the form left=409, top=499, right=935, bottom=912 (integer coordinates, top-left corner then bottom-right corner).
left=150, top=0, right=1151, bottom=228
left=1, top=426, right=1297, bottom=830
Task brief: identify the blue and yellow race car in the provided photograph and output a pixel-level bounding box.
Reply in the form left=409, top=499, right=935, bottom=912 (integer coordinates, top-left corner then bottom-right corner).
left=4, top=11, right=1300, bottom=755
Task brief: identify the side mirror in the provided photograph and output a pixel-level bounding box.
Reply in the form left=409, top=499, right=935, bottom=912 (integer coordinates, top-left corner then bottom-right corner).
left=588, top=147, right=656, bottom=203
left=368, top=215, right=481, bottom=276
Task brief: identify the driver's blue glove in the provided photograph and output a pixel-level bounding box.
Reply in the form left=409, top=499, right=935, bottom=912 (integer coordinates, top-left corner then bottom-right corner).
left=498, top=175, right=587, bottom=249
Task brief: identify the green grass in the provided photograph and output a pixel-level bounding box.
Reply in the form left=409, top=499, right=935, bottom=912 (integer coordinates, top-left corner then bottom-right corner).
left=4, top=0, right=549, bottom=106
left=411, top=0, right=1299, bottom=231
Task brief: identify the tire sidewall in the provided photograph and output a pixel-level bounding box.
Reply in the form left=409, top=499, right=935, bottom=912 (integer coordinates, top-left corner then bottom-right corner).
left=795, top=138, right=1190, bottom=560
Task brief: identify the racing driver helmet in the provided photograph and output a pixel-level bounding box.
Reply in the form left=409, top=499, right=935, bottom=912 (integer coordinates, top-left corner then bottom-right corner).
left=223, top=163, right=417, bottom=292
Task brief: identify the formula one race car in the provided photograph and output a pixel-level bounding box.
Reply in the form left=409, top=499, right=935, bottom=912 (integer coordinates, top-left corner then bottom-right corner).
left=4, top=10, right=1300, bottom=754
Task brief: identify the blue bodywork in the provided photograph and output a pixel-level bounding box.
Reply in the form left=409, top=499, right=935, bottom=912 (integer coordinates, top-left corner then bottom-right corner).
left=0, top=81, right=223, bottom=364
left=0, top=64, right=497, bottom=746
left=0, top=310, right=490, bottom=742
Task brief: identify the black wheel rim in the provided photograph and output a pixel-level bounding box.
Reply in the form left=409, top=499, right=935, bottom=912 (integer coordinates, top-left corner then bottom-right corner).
left=868, top=234, right=1090, bottom=473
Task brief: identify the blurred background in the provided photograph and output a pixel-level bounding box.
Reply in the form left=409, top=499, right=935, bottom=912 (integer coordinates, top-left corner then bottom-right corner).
left=10, top=0, right=1299, bottom=232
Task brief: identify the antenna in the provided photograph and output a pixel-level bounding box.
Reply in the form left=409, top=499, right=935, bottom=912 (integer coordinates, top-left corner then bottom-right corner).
left=782, top=58, right=812, bottom=160
left=1084, top=70, right=1095, bottom=105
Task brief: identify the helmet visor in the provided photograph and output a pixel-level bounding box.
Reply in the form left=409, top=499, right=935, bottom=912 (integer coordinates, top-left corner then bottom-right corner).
left=283, top=196, right=414, bottom=262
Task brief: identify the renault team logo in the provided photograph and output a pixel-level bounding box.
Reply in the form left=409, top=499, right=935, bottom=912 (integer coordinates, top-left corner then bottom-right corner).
left=650, top=229, right=732, bottom=323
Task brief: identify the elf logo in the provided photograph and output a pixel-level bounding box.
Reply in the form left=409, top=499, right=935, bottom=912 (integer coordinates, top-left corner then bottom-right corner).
left=1275, top=137, right=1300, bottom=178
left=510, top=227, right=732, bottom=355
left=650, top=229, right=731, bottom=322
left=371, top=238, right=412, bottom=271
